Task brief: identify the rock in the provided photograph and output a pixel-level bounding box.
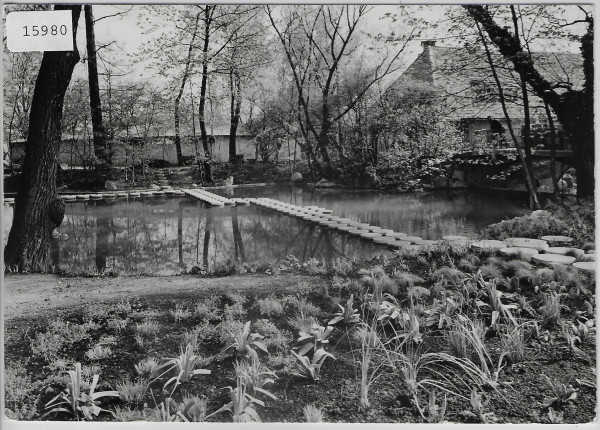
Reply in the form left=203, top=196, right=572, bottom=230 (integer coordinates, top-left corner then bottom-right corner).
left=471, top=240, right=506, bottom=252
left=149, top=183, right=161, bottom=191
left=315, top=179, right=339, bottom=188
left=451, top=169, right=465, bottom=181
left=105, top=180, right=118, bottom=191
left=530, top=210, right=551, bottom=218
left=505, top=237, right=549, bottom=251
left=532, top=254, right=576, bottom=266
left=291, top=172, right=303, bottom=182
left=573, top=261, right=595, bottom=272
left=540, top=235, right=573, bottom=245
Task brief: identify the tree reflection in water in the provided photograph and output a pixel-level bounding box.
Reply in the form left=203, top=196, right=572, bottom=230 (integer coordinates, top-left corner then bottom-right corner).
left=52, top=197, right=380, bottom=275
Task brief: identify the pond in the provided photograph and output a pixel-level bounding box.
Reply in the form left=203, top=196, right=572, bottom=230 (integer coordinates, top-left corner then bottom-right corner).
left=2, top=186, right=528, bottom=275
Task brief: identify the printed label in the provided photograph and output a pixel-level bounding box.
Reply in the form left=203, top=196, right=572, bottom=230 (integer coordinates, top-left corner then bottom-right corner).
left=6, top=10, right=74, bottom=52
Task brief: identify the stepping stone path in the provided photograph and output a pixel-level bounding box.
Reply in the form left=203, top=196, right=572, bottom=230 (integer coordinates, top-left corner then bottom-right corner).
left=499, top=247, right=538, bottom=261
left=573, top=261, right=596, bottom=272
left=532, top=254, right=576, bottom=266
left=505, top=237, right=549, bottom=251
left=540, top=235, right=574, bottom=245
left=471, top=240, right=506, bottom=252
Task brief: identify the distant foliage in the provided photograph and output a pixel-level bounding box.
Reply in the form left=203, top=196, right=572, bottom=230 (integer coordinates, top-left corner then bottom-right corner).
left=482, top=211, right=568, bottom=240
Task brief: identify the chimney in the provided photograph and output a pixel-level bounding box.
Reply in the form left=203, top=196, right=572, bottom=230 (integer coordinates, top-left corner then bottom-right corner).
left=421, top=40, right=436, bottom=48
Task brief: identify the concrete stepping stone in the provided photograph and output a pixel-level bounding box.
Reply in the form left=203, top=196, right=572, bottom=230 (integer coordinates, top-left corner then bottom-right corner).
left=532, top=254, right=576, bottom=266
left=443, top=235, right=470, bottom=241
left=573, top=261, right=596, bottom=272
left=471, top=240, right=506, bottom=252
left=372, top=228, right=395, bottom=235
left=116, top=192, right=129, bottom=198
left=420, top=240, right=438, bottom=247
left=587, top=249, right=595, bottom=254
left=403, top=236, right=423, bottom=244
left=546, top=247, right=585, bottom=258
left=504, top=237, right=549, bottom=251
left=141, top=191, right=154, bottom=197
left=499, top=247, right=538, bottom=261
left=62, top=195, right=76, bottom=201
left=373, top=236, right=394, bottom=245
left=386, top=240, right=413, bottom=249
left=128, top=191, right=140, bottom=197
left=359, top=232, right=382, bottom=239
left=540, top=235, right=574, bottom=245
left=76, top=194, right=90, bottom=200
left=387, top=232, right=408, bottom=239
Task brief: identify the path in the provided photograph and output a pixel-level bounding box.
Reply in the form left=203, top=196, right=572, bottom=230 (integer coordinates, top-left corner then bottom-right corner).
left=3, top=273, right=322, bottom=321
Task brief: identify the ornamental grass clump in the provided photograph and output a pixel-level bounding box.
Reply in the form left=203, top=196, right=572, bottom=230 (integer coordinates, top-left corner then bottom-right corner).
left=194, top=295, right=221, bottom=321
left=352, top=321, right=387, bottom=410
left=117, top=377, right=149, bottom=405
left=255, top=296, right=284, bottom=318
left=500, top=324, right=526, bottom=364
left=418, top=390, right=447, bottom=423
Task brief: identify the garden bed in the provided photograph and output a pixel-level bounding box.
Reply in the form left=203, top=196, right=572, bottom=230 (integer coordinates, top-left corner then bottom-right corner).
left=4, top=242, right=596, bottom=423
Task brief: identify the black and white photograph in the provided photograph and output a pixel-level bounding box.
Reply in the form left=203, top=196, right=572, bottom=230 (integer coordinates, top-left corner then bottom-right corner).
left=2, top=2, right=596, bottom=425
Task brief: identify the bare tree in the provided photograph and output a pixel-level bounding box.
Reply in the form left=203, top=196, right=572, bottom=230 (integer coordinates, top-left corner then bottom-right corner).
left=464, top=5, right=594, bottom=199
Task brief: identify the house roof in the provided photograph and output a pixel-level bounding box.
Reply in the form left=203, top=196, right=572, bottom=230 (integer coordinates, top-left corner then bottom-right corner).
left=387, top=43, right=584, bottom=121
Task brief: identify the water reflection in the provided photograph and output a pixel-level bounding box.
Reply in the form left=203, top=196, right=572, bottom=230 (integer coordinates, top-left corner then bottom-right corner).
left=2, top=186, right=528, bottom=275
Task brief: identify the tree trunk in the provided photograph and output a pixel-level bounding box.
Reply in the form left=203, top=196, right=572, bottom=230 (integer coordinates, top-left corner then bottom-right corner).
left=476, top=21, right=541, bottom=210
left=228, top=70, right=242, bottom=163
left=84, top=6, right=109, bottom=169
left=198, top=6, right=214, bottom=184
left=95, top=201, right=110, bottom=273
left=544, top=100, right=560, bottom=196
left=231, top=206, right=245, bottom=262
left=5, top=5, right=82, bottom=272
left=174, top=12, right=200, bottom=166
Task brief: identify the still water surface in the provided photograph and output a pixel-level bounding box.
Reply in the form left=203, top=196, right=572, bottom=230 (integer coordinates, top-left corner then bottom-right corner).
left=3, top=186, right=528, bottom=275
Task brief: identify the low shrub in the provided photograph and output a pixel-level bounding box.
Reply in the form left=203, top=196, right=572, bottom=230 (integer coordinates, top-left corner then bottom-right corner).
left=482, top=211, right=568, bottom=240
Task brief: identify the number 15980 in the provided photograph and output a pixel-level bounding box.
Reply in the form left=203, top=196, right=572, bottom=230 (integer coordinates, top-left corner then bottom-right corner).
left=23, top=25, right=68, bottom=37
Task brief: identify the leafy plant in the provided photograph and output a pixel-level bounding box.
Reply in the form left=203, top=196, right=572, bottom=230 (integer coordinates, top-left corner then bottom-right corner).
left=171, top=304, right=192, bottom=322
left=85, top=345, right=112, bottom=361
left=135, top=357, right=159, bottom=377
left=234, top=349, right=278, bottom=400
left=417, top=390, right=447, bottom=423
left=475, top=274, right=518, bottom=328
left=460, top=388, right=497, bottom=423
left=542, top=374, right=577, bottom=406
left=329, top=294, right=360, bottom=326
left=208, top=377, right=264, bottom=422
left=297, top=324, right=335, bottom=356
left=303, top=404, right=325, bottom=422
left=226, top=321, right=269, bottom=355
left=153, top=343, right=211, bottom=395
left=291, top=348, right=335, bottom=381
left=43, top=362, right=119, bottom=420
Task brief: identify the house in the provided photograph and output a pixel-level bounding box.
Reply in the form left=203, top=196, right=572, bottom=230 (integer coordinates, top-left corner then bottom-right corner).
left=386, top=40, right=584, bottom=150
